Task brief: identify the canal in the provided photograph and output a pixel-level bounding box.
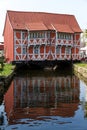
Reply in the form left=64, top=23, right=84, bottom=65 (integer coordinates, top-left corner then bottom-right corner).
left=0, top=69, right=87, bottom=130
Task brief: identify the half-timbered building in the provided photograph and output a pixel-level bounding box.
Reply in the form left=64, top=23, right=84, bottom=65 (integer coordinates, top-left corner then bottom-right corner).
left=3, top=11, right=82, bottom=67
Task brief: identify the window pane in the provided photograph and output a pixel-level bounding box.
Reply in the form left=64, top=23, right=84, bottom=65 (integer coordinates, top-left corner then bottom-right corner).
left=56, top=46, right=60, bottom=54
left=34, top=46, right=39, bottom=54
left=66, top=47, right=70, bottom=54
left=23, top=47, right=26, bottom=54
left=22, top=32, right=25, bottom=39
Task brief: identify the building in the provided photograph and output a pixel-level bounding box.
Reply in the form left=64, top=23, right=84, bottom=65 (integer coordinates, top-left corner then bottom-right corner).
left=3, top=11, right=82, bottom=67
left=80, top=46, right=87, bottom=61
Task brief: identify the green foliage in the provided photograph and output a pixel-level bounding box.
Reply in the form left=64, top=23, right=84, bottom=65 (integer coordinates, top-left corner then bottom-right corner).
left=81, top=29, right=87, bottom=46
left=75, top=63, right=87, bottom=68
left=0, top=63, right=15, bottom=76
left=0, top=56, right=5, bottom=70
left=85, top=29, right=87, bottom=38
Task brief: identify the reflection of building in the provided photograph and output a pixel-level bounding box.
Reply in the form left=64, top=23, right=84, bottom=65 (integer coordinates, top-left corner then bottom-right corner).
left=4, top=11, right=82, bottom=64
left=4, top=75, right=80, bottom=124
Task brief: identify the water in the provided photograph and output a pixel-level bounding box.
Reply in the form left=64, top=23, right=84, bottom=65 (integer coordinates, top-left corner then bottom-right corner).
left=0, top=70, right=87, bottom=130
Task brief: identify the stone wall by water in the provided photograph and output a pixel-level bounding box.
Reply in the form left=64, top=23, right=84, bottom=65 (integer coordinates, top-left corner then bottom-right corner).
left=74, top=64, right=87, bottom=85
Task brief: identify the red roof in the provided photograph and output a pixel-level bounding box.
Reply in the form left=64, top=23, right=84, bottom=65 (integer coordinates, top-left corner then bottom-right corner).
left=53, top=24, right=74, bottom=33
left=7, top=11, right=82, bottom=33
left=26, top=23, right=48, bottom=31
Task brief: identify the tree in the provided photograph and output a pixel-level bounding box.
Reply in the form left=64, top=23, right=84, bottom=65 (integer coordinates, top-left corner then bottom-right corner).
left=0, top=56, right=4, bottom=70
left=81, top=29, right=87, bottom=47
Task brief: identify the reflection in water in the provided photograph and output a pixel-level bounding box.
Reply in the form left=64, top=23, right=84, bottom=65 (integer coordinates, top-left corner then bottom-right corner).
left=4, top=73, right=80, bottom=126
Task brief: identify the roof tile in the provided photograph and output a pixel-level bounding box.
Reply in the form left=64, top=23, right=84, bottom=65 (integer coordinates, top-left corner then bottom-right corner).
left=53, top=24, right=74, bottom=33
left=26, top=23, right=48, bottom=31
left=7, top=11, right=82, bottom=33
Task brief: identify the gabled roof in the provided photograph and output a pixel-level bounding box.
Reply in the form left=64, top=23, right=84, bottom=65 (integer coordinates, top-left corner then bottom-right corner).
left=52, top=24, right=74, bottom=33
left=26, top=23, right=48, bottom=31
left=6, top=10, right=82, bottom=33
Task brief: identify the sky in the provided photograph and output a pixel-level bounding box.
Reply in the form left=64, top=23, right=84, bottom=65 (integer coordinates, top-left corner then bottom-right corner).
left=0, top=0, right=87, bottom=42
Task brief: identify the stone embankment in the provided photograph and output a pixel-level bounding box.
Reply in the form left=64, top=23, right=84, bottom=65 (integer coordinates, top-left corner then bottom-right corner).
left=74, top=64, right=87, bottom=84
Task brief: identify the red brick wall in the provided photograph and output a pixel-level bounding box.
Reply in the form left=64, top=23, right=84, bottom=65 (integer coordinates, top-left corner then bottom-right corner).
left=4, top=14, right=14, bottom=62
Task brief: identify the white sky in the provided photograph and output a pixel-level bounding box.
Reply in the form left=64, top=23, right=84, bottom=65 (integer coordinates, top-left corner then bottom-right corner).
left=0, top=0, right=87, bottom=41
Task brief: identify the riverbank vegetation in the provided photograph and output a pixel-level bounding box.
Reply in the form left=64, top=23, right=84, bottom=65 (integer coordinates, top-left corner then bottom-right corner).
left=74, top=62, right=87, bottom=85
left=0, top=62, right=86, bottom=77
left=74, top=62, right=87, bottom=68
left=0, top=63, right=15, bottom=77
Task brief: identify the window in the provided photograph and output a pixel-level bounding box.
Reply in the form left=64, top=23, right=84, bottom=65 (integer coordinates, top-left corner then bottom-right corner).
left=30, top=33, right=33, bottom=38
left=57, top=33, right=61, bottom=39
left=57, top=33, right=72, bottom=40
left=22, top=32, right=25, bottom=39
left=56, top=46, right=60, bottom=54
left=66, top=47, right=70, bottom=54
left=34, top=46, right=39, bottom=54
left=30, top=32, right=45, bottom=38
left=47, top=32, right=50, bottom=38
left=22, top=47, right=26, bottom=54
